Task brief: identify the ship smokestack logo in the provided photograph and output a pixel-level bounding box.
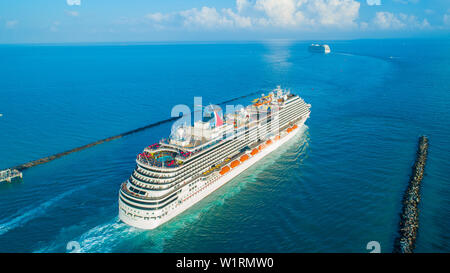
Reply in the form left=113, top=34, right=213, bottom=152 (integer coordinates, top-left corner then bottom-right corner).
left=214, top=110, right=223, bottom=127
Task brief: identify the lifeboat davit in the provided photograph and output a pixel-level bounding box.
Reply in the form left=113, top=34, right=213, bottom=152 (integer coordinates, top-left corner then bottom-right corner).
left=220, top=166, right=230, bottom=175
left=240, top=154, right=249, bottom=162
left=250, top=148, right=259, bottom=156
left=230, top=160, right=240, bottom=168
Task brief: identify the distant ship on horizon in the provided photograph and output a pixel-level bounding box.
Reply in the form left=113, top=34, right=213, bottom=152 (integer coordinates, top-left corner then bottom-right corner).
left=309, top=44, right=331, bottom=54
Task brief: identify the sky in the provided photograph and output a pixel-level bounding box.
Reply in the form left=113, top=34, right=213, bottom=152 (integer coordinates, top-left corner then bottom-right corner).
left=0, top=0, right=449, bottom=43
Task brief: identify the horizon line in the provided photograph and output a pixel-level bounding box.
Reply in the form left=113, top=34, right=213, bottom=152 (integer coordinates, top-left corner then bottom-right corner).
left=1, top=37, right=448, bottom=46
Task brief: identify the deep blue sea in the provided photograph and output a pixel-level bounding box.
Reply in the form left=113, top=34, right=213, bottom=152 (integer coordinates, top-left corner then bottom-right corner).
left=0, top=39, right=449, bottom=253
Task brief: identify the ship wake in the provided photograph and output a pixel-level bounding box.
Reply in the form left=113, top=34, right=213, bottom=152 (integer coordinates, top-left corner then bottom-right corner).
left=0, top=186, right=87, bottom=237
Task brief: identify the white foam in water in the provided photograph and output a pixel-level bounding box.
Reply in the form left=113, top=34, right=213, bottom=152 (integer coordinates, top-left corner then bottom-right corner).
left=74, top=217, right=137, bottom=253
left=70, top=208, right=208, bottom=253
left=0, top=186, right=86, bottom=236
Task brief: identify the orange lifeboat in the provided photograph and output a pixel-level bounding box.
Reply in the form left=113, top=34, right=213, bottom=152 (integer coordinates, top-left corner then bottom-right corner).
left=220, top=166, right=230, bottom=175
left=230, top=160, right=240, bottom=168
left=292, top=124, right=298, bottom=129
left=250, top=148, right=259, bottom=156
left=266, top=139, right=273, bottom=145
left=274, top=135, right=281, bottom=141
left=240, top=154, right=249, bottom=162
left=287, top=128, right=293, bottom=133
left=258, top=144, right=266, bottom=151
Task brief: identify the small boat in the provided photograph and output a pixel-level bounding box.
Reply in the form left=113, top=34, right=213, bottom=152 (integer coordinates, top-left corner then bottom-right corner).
left=240, top=154, right=249, bottom=162
left=220, top=166, right=230, bottom=175
left=0, top=169, right=23, bottom=183
left=230, top=160, right=240, bottom=168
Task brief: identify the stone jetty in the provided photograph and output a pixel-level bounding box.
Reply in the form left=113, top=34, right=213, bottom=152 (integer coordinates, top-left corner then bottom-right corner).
left=393, top=136, right=429, bottom=253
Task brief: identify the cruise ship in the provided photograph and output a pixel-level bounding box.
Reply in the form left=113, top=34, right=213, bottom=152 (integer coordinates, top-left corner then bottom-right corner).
left=118, top=86, right=311, bottom=229
left=309, top=44, right=331, bottom=54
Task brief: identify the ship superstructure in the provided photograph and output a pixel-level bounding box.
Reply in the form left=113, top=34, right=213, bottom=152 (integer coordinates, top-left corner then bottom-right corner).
left=118, top=86, right=311, bottom=229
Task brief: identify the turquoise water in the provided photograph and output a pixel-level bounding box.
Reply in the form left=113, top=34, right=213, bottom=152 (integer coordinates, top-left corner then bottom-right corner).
left=156, top=156, right=173, bottom=163
left=0, top=39, right=449, bottom=252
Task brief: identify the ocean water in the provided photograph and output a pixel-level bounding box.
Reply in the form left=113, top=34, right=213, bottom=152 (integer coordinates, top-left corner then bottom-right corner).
left=0, top=39, right=449, bottom=253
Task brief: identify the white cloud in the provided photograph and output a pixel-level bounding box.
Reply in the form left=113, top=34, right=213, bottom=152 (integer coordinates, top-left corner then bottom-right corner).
left=366, top=0, right=381, bottom=6
left=136, top=0, right=440, bottom=33
left=393, top=0, right=419, bottom=4
left=444, top=14, right=450, bottom=26
left=236, top=0, right=251, bottom=13
left=360, top=21, right=369, bottom=30
left=142, top=0, right=360, bottom=31
left=67, top=0, right=81, bottom=6
left=254, top=0, right=300, bottom=26
left=305, top=0, right=360, bottom=28
left=180, top=7, right=234, bottom=29
left=373, top=12, right=405, bottom=29
left=373, top=11, right=431, bottom=30
left=66, top=10, right=79, bottom=17
left=50, top=21, right=60, bottom=32
left=419, top=18, right=430, bottom=29
left=146, top=12, right=171, bottom=23
left=252, top=0, right=360, bottom=28
left=223, top=8, right=252, bottom=28
left=399, top=13, right=430, bottom=29
left=144, top=6, right=252, bottom=30
left=5, top=20, right=18, bottom=28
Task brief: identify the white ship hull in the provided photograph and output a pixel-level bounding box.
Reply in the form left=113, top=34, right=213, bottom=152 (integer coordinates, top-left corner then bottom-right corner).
left=119, top=119, right=306, bottom=230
